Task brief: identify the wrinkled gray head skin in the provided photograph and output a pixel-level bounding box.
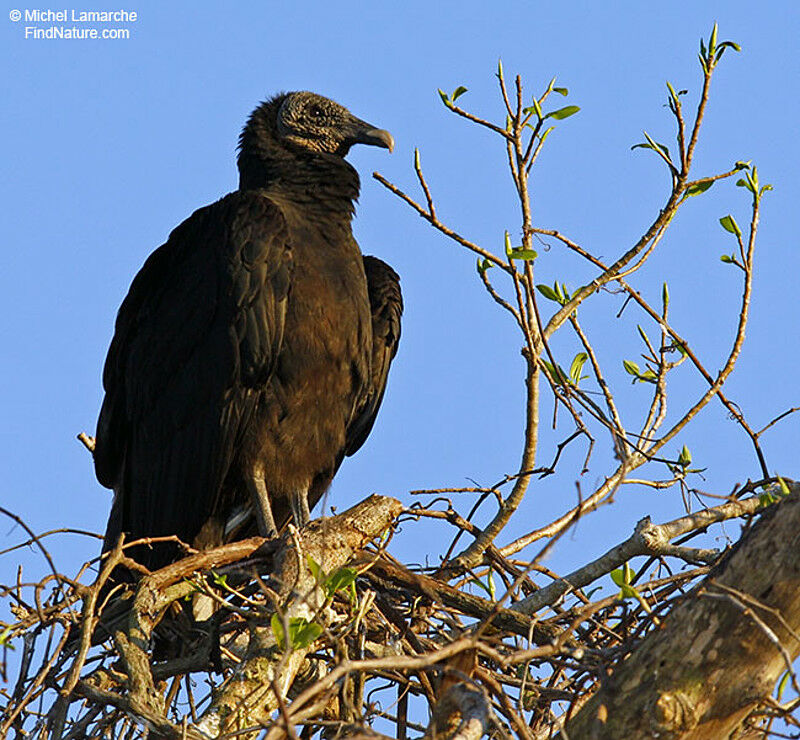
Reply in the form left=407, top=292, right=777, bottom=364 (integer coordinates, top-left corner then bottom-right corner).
left=276, top=91, right=394, bottom=156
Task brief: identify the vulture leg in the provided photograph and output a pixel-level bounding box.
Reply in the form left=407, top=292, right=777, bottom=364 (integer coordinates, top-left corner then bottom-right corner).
left=247, top=476, right=278, bottom=538
left=289, top=489, right=311, bottom=529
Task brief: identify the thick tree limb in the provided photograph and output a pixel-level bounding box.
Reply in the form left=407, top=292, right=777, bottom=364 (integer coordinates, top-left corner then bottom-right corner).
left=512, top=492, right=778, bottom=616
left=562, top=491, right=800, bottom=739
left=428, top=683, right=491, bottom=740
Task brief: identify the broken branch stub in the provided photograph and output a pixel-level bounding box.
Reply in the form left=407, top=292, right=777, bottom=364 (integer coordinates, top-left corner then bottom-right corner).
left=196, top=494, right=402, bottom=738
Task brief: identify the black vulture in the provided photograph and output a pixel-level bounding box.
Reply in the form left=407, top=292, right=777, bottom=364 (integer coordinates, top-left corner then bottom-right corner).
left=94, top=92, right=402, bottom=572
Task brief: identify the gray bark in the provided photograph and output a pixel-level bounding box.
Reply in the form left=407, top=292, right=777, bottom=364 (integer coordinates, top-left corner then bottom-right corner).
left=563, top=491, right=800, bottom=739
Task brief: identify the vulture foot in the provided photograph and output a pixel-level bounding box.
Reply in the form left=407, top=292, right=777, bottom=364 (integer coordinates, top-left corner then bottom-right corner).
left=289, top=489, right=311, bottom=529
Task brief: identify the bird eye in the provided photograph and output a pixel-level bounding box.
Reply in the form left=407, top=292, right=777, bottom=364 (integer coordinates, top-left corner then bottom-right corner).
left=309, top=105, right=324, bottom=119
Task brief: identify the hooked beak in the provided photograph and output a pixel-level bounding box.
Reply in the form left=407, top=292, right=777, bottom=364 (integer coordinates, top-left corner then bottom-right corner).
left=344, top=115, right=395, bottom=153
left=356, top=126, right=394, bottom=152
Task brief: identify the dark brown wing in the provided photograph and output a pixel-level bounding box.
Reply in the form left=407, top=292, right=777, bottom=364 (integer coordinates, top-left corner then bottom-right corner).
left=95, top=191, right=293, bottom=569
left=345, top=255, right=402, bottom=456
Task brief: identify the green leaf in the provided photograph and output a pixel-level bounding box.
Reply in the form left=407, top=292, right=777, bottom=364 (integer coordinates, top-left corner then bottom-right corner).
left=539, top=126, right=555, bottom=144
left=497, top=58, right=504, bottom=79
left=272, top=615, right=324, bottom=650
left=665, top=81, right=682, bottom=112
left=643, top=131, right=671, bottom=160
left=438, top=88, right=451, bottom=107
left=685, top=180, right=714, bottom=197
left=700, top=38, right=707, bottom=59
left=610, top=562, right=633, bottom=588
left=414, top=148, right=421, bottom=170
left=504, top=231, right=513, bottom=257
left=623, top=359, right=641, bottom=377
left=678, top=445, right=692, bottom=467
left=778, top=477, right=791, bottom=496
left=736, top=177, right=754, bottom=193
left=452, top=86, right=468, bottom=101
left=709, top=22, right=718, bottom=56
left=307, top=555, right=323, bottom=583
left=210, top=571, right=228, bottom=588
left=569, top=352, right=588, bottom=385
left=545, top=105, right=580, bottom=120
left=719, top=254, right=734, bottom=264
left=536, top=284, right=560, bottom=302
left=719, top=215, right=742, bottom=237
left=0, top=625, right=14, bottom=649
left=470, top=577, right=493, bottom=598
left=182, top=577, right=203, bottom=596
left=620, top=583, right=644, bottom=601
left=288, top=618, right=323, bottom=649
left=777, top=669, right=791, bottom=700
left=715, top=41, right=741, bottom=62
left=537, top=281, right=570, bottom=305
left=662, top=282, right=669, bottom=309
left=759, top=491, right=780, bottom=506
left=509, top=248, right=538, bottom=261
left=718, top=40, right=741, bottom=53
left=637, top=325, right=651, bottom=346
left=271, top=613, right=285, bottom=648
left=477, top=258, right=494, bottom=275
left=553, top=86, right=569, bottom=96
left=640, top=369, right=657, bottom=381
left=612, top=563, right=646, bottom=605
left=733, top=160, right=751, bottom=171
left=324, top=566, right=358, bottom=598
left=632, top=133, right=671, bottom=162
left=543, top=360, right=568, bottom=386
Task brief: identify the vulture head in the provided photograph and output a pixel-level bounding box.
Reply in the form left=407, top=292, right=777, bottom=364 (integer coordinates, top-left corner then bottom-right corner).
left=238, top=91, right=393, bottom=189
left=277, top=91, right=394, bottom=155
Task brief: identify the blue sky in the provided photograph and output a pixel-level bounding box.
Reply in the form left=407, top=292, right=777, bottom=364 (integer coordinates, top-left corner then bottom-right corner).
left=2, top=2, right=798, bottom=600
